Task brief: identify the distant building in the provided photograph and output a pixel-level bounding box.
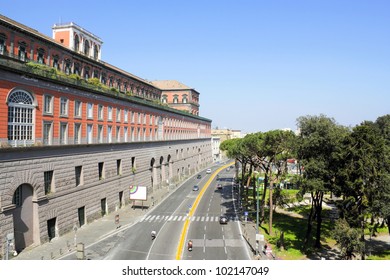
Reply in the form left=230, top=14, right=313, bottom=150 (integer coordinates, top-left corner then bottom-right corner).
left=211, top=128, right=243, bottom=142
left=151, top=80, right=200, bottom=116
left=211, top=136, right=221, bottom=162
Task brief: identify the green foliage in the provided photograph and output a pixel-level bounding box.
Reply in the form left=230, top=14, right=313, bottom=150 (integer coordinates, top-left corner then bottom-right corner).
left=333, top=219, right=365, bottom=259
left=68, top=73, right=81, bottom=80
left=87, top=77, right=101, bottom=86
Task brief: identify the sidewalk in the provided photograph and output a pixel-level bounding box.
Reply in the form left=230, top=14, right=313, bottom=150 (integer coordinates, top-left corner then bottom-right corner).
left=11, top=186, right=175, bottom=260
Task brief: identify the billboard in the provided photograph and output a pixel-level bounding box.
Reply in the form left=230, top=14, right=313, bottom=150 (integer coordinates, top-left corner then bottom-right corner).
left=129, top=186, right=147, bottom=201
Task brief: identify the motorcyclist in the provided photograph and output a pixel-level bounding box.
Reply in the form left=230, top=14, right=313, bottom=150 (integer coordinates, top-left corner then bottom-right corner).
left=188, top=240, right=193, bottom=251
left=151, top=230, right=156, bottom=240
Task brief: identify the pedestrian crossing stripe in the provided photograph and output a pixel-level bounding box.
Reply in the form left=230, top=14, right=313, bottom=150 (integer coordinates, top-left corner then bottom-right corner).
left=142, top=215, right=238, bottom=223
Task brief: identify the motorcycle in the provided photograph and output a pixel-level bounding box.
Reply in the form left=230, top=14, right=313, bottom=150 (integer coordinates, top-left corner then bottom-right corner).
left=188, top=240, right=193, bottom=251
left=151, top=231, right=156, bottom=240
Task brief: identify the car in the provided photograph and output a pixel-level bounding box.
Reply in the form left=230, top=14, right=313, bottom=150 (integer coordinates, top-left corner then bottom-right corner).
left=219, top=215, right=228, bottom=224
left=206, top=169, right=211, bottom=174
left=192, top=185, right=199, bottom=191
left=217, top=183, right=222, bottom=189
left=197, top=174, right=202, bottom=179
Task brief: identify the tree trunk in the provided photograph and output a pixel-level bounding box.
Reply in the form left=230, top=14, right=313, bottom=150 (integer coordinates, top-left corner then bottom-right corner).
left=260, top=170, right=269, bottom=223
left=314, top=192, right=324, bottom=249
left=269, top=181, right=274, bottom=235
left=304, top=193, right=315, bottom=250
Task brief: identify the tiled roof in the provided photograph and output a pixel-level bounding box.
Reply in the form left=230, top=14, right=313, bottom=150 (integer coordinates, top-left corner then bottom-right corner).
left=151, top=80, right=192, bottom=90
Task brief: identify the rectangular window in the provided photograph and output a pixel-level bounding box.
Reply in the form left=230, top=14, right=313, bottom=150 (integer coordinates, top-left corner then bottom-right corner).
left=101, top=198, right=107, bottom=216
left=78, top=206, right=85, bottom=227
left=44, top=170, right=54, bottom=195
left=116, top=126, right=121, bottom=142
left=137, top=128, right=141, bottom=141
left=44, top=95, right=53, bottom=114
left=47, top=218, right=56, bottom=241
left=12, top=187, right=22, bottom=207
left=75, top=166, right=83, bottom=186
left=108, top=126, right=112, bottom=143
left=124, top=109, right=128, bottom=123
left=60, top=97, right=68, bottom=116
left=116, top=108, right=121, bottom=122
left=131, top=157, right=136, bottom=172
left=98, top=162, right=105, bottom=180
left=60, top=122, right=68, bottom=144
left=108, top=106, right=113, bottom=121
left=131, top=127, right=135, bottom=141
left=143, top=128, right=146, bottom=141
left=143, top=113, right=146, bottom=124
left=87, top=124, right=93, bottom=144
left=124, top=127, right=128, bottom=142
left=74, top=123, right=81, bottom=144
left=74, top=100, right=82, bottom=118
left=87, top=103, right=94, bottom=119
left=138, top=112, right=141, bottom=124
left=98, top=125, right=103, bottom=143
left=117, top=159, right=122, bottom=176
left=43, top=122, right=52, bottom=145
left=131, top=111, right=135, bottom=123
left=98, top=105, right=104, bottom=120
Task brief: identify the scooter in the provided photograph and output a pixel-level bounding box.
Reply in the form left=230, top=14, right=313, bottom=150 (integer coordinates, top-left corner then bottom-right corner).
left=151, top=231, right=156, bottom=240
left=188, top=240, right=193, bottom=251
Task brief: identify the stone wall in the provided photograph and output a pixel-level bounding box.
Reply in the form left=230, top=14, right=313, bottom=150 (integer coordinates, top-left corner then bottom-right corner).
left=0, top=138, right=212, bottom=255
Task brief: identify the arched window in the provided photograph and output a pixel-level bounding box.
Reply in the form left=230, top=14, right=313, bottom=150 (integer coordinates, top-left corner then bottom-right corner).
left=173, top=95, right=179, bottom=104
left=182, top=94, right=188, bottom=103
left=7, top=90, right=35, bottom=146
left=18, top=41, right=27, bottom=61
left=93, top=44, right=99, bottom=60
left=162, top=95, right=168, bottom=103
left=74, top=34, right=80, bottom=51
left=0, top=33, right=7, bottom=55
left=84, top=40, right=90, bottom=56
left=37, top=48, right=45, bottom=64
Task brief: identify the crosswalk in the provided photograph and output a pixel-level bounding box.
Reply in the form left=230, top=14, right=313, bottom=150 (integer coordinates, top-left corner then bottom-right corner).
left=140, top=214, right=239, bottom=223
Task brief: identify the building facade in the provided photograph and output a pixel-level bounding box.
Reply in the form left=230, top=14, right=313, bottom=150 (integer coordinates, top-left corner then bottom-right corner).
left=151, top=80, right=200, bottom=116
left=0, top=15, right=212, bottom=255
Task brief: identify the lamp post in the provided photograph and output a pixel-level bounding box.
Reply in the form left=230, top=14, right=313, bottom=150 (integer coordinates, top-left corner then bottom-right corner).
left=255, top=175, right=260, bottom=255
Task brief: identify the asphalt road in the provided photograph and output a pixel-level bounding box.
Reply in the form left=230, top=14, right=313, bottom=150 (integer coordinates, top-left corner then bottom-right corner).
left=182, top=170, right=251, bottom=260
left=65, top=164, right=251, bottom=260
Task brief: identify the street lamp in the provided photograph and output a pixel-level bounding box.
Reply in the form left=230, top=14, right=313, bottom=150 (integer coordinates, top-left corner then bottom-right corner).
left=255, top=177, right=260, bottom=255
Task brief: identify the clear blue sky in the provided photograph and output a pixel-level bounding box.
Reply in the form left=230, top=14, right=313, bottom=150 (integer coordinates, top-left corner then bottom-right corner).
left=2, top=0, right=389, bottom=133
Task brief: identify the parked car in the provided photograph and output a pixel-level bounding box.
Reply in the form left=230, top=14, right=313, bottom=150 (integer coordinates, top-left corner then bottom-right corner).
left=206, top=169, right=211, bottom=174
left=219, top=215, right=228, bottom=224
left=192, top=185, right=199, bottom=191
left=217, top=183, right=222, bottom=189
left=197, top=174, right=202, bottom=179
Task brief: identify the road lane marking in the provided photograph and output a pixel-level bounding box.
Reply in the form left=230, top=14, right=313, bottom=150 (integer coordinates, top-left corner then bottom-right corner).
left=175, top=163, right=234, bottom=260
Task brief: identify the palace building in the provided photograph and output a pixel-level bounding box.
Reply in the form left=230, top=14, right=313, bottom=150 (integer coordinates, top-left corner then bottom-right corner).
left=0, top=14, right=212, bottom=255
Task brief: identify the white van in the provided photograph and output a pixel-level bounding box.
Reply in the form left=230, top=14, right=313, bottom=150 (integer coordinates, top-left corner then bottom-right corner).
left=206, top=168, right=211, bottom=174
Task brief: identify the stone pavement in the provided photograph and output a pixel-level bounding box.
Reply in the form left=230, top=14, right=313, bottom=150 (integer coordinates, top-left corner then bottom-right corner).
left=11, top=186, right=177, bottom=260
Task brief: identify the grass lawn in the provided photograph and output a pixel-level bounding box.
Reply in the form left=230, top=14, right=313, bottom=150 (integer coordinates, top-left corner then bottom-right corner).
left=255, top=206, right=336, bottom=260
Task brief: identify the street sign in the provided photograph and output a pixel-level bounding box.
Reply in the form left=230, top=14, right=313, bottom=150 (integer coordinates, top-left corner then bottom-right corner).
left=256, top=234, right=264, bottom=241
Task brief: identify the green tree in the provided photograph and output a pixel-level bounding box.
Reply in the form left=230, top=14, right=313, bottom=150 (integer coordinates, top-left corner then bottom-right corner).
left=296, top=115, right=348, bottom=249
left=335, top=120, right=390, bottom=258
left=244, top=130, right=295, bottom=234
left=333, top=219, right=365, bottom=260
